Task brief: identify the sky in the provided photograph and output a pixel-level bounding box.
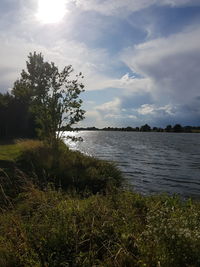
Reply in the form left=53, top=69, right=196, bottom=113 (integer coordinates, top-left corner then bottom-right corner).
left=0, top=0, right=200, bottom=128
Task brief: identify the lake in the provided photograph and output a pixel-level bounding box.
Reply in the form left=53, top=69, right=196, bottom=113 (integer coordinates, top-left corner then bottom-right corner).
left=64, top=131, right=200, bottom=198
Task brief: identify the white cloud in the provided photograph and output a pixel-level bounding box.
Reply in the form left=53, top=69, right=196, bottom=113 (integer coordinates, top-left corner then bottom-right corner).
left=0, top=36, right=48, bottom=91
left=88, top=21, right=200, bottom=126
left=96, top=98, right=121, bottom=113
left=137, top=104, right=155, bottom=115
left=121, top=25, right=200, bottom=106
left=0, top=32, right=115, bottom=92
left=137, top=104, right=175, bottom=116
left=105, top=113, right=137, bottom=120
left=79, top=110, right=107, bottom=127
left=118, top=74, right=153, bottom=93
left=89, top=73, right=153, bottom=94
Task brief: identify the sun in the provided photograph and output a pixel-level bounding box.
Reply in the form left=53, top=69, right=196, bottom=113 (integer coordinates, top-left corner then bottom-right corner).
left=36, top=0, right=67, bottom=24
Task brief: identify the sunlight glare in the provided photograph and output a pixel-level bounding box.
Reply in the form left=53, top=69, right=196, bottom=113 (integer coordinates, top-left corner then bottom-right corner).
left=36, top=0, right=67, bottom=24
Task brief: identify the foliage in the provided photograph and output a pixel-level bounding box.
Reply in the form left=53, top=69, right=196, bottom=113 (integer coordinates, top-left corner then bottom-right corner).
left=0, top=187, right=200, bottom=266
left=15, top=140, right=123, bottom=193
left=0, top=140, right=44, bottom=204
left=0, top=140, right=123, bottom=195
left=12, top=52, right=85, bottom=146
left=0, top=93, right=36, bottom=139
left=173, top=124, right=183, bottom=132
left=140, top=124, right=151, bottom=132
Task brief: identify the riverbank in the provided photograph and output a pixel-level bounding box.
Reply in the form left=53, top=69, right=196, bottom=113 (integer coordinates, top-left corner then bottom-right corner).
left=1, top=140, right=200, bottom=266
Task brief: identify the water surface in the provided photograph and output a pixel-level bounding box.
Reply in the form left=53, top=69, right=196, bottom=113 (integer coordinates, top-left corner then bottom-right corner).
left=65, top=131, right=200, bottom=198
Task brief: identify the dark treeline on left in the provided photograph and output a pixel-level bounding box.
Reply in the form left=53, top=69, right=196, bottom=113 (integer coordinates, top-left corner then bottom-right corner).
left=0, top=92, right=36, bottom=139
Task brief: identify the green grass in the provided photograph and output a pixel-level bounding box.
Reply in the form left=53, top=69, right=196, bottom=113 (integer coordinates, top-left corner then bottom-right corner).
left=0, top=140, right=43, bottom=161
left=0, top=187, right=200, bottom=266
left=0, top=143, right=22, bottom=161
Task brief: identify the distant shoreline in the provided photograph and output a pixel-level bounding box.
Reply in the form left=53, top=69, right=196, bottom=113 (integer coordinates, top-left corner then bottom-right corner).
left=70, top=126, right=200, bottom=133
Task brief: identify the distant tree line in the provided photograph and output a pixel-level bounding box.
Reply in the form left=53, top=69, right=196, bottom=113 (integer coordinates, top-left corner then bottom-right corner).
left=73, top=124, right=200, bottom=133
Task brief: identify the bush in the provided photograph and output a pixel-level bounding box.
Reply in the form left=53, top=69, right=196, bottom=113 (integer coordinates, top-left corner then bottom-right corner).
left=15, top=140, right=123, bottom=193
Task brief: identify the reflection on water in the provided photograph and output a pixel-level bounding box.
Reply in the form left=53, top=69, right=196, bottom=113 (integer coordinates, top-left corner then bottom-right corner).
left=64, top=131, right=200, bottom=198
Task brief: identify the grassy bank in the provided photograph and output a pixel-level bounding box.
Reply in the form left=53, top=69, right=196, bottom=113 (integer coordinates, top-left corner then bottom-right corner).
left=0, top=140, right=200, bottom=266
left=0, top=140, right=123, bottom=199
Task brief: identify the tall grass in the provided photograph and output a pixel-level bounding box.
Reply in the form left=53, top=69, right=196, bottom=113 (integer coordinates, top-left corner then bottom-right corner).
left=0, top=139, right=123, bottom=203
left=15, top=140, right=123, bottom=193
left=0, top=187, right=200, bottom=266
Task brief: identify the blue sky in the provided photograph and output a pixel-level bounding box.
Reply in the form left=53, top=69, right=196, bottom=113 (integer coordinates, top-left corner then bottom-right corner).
left=1, top=0, right=200, bottom=127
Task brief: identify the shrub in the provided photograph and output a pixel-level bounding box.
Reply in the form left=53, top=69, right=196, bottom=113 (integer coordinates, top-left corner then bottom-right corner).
left=15, top=140, right=123, bottom=193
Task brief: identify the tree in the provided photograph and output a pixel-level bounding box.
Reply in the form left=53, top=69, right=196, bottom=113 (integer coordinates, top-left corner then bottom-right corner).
left=165, top=125, right=172, bottom=132
left=140, top=124, right=151, bottom=132
left=173, top=124, right=182, bottom=133
left=0, top=92, right=35, bottom=139
left=12, top=52, right=85, bottom=146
